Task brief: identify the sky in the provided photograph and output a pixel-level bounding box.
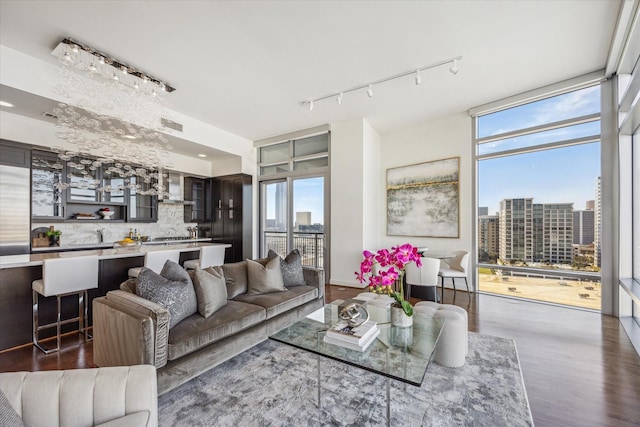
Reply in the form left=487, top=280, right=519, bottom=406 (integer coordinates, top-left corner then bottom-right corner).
left=266, top=176, right=324, bottom=225
left=477, top=86, right=601, bottom=215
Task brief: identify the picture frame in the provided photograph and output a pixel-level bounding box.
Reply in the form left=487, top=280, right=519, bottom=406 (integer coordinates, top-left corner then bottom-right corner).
left=386, top=157, right=460, bottom=238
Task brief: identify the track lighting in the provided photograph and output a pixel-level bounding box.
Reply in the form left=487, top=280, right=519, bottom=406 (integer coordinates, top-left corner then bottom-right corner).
left=300, top=55, right=462, bottom=110
left=449, top=59, right=459, bottom=75
left=88, top=62, right=98, bottom=73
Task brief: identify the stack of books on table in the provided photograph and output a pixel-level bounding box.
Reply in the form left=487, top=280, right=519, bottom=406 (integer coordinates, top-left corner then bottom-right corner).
left=323, top=320, right=380, bottom=352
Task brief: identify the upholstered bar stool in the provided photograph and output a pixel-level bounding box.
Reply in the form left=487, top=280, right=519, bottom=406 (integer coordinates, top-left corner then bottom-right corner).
left=32, top=255, right=99, bottom=354
left=128, top=249, right=181, bottom=278
left=183, top=245, right=226, bottom=270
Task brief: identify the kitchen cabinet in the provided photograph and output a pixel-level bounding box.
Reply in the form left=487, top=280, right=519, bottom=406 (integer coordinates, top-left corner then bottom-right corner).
left=211, top=174, right=252, bottom=262
left=31, top=151, right=65, bottom=220
left=127, top=176, right=158, bottom=222
left=31, top=150, right=156, bottom=223
left=184, top=176, right=207, bottom=223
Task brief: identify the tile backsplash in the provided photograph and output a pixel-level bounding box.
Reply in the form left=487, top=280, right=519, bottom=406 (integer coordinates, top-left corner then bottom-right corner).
left=32, top=204, right=198, bottom=245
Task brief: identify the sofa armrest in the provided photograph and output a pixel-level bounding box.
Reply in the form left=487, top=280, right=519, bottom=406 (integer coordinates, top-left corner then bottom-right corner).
left=93, top=291, right=169, bottom=369
left=303, top=267, right=325, bottom=301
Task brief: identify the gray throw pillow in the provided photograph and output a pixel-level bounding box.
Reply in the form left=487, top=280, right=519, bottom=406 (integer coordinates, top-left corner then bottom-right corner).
left=193, top=267, right=228, bottom=317
left=268, top=249, right=306, bottom=287
left=218, top=261, right=248, bottom=298
left=246, top=256, right=287, bottom=295
left=0, top=388, right=23, bottom=427
left=136, top=260, right=198, bottom=328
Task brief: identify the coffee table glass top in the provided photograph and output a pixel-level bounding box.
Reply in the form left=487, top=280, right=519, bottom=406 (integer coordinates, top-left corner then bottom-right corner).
left=270, top=302, right=444, bottom=386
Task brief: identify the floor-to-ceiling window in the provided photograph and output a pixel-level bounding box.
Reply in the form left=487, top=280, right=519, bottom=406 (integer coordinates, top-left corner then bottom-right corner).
left=474, top=85, right=602, bottom=310
left=257, top=131, right=329, bottom=276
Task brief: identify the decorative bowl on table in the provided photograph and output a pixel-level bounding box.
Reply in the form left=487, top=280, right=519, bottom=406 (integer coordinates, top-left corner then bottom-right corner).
left=100, top=210, right=115, bottom=219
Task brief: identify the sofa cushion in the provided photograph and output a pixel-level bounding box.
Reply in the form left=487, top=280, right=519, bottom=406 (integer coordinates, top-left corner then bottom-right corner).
left=192, top=267, right=227, bottom=318
left=167, top=300, right=266, bottom=360
left=233, top=285, right=318, bottom=319
left=216, top=262, right=247, bottom=299
left=0, top=388, right=23, bottom=427
left=268, top=249, right=306, bottom=287
left=246, top=256, right=287, bottom=295
left=94, top=411, right=150, bottom=427
left=137, top=260, right=198, bottom=329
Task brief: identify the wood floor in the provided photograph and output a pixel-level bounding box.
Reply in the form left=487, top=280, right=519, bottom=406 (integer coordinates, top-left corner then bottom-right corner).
left=2, top=286, right=639, bottom=427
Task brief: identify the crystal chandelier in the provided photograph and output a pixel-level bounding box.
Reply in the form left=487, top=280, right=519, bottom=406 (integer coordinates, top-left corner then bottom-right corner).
left=49, top=37, right=176, bottom=196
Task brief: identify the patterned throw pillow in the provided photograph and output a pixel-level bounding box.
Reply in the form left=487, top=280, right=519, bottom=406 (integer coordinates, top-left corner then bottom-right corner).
left=246, top=256, right=287, bottom=295
left=268, top=249, right=306, bottom=287
left=137, top=260, right=198, bottom=328
left=193, top=267, right=228, bottom=317
left=0, top=388, right=23, bottom=427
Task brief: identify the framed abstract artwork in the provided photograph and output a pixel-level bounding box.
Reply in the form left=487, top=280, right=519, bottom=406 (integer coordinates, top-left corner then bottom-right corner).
left=387, top=157, right=460, bottom=238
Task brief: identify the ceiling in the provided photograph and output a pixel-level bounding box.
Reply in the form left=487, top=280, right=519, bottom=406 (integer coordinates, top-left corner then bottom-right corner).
left=0, top=0, right=623, bottom=149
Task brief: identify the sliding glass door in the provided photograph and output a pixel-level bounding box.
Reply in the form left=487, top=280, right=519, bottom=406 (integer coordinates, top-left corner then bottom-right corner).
left=261, top=176, right=325, bottom=270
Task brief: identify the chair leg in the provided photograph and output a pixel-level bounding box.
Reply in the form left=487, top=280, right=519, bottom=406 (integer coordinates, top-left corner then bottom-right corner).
left=464, top=277, right=470, bottom=294
left=452, top=278, right=457, bottom=295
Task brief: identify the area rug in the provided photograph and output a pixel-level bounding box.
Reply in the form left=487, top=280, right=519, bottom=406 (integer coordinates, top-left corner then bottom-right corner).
left=158, top=332, right=533, bottom=426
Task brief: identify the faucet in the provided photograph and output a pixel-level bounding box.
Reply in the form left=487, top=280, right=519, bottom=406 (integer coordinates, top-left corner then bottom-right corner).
left=97, top=229, right=105, bottom=243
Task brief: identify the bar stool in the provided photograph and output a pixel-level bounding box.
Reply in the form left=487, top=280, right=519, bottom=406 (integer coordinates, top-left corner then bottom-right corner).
left=128, top=249, right=181, bottom=278
left=32, top=255, right=99, bottom=354
left=183, top=245, right=226, bottom=270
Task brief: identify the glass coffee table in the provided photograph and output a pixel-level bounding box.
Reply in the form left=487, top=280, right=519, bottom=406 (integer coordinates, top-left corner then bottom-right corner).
left=270, top=301, right=444, bottom=426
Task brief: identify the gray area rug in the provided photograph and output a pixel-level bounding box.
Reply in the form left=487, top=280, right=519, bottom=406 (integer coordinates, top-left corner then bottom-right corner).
left=158, top=332, right=533, bottom=426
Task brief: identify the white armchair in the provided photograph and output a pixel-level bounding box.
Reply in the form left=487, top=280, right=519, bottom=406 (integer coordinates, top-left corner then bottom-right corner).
left=438, top=250, right=470, bottom=298
left=0, top=365, right=157, bottom=427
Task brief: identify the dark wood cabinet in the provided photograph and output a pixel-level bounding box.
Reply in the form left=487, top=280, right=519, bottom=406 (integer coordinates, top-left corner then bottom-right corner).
left=184, top=176, right=207, bottom=223
left=211, top=174, right=252, bottom=263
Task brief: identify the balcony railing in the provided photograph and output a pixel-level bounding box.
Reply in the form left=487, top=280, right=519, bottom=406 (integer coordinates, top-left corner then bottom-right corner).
left=263, top=231, right=324, bottom=269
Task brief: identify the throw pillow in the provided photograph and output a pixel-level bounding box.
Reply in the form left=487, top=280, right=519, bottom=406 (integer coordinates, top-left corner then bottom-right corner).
left=0, top=388, right=23, bottom=427
left=246, top=256, right=287, bottom=295
left=268, top=249, right=306, bottom=287
left=192, top=267, right=228, bottom=317
left=218, top=261, right=248, bottom=298
left=136, top=260, right=198, bottom=328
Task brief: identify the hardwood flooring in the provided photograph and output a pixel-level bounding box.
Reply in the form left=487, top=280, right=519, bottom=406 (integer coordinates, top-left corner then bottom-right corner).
left=2, top=286, right=639, bottom=427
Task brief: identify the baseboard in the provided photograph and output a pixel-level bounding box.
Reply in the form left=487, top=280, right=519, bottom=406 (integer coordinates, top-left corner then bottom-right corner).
left=330, top=279, right=366, bottom=288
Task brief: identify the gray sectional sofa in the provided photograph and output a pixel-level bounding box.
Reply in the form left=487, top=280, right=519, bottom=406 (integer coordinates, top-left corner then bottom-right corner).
left=92, top=258, right=324, bottom=394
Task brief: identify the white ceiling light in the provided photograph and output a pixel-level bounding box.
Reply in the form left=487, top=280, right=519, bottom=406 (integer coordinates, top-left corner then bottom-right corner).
left=0, top=101, right=15, bottom=107
left=300, top=55, right=462, bottom=110
left=449, top=58, right=459, bottom=75
left=198, top=154, right=207, bottom=158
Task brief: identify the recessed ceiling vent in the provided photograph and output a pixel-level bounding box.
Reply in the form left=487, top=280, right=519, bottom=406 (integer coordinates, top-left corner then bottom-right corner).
left=42, top=112, right=58, bottom=120
left=161, top=117, right=183, bottom=132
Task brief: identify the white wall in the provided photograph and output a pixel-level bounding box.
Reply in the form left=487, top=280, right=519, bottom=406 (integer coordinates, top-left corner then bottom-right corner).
left=379, top=113, right=473, bottom=289
left=330, top=113, right=471, bottom=288
left=329, top=118, right=366, bottom=287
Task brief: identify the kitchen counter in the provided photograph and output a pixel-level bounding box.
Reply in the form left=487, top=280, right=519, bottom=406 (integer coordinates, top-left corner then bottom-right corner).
left=30, top=238, right=212, bottom=253
left=0, top=242, right=228, bottom=269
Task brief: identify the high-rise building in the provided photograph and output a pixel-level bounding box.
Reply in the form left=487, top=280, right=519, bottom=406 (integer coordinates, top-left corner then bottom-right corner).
left=543, top=203, right=574, bottom=264
left=586, top=200, right=595, bottom=210
left=479, top=214, right=499, bottom=260
left=478, top=207, right=489, bottom=216
left=573, top=210, right=595, bottom=245
left=594, top=177, right=602, bottom=267
left=295, top=211, right=311, bottom=231
left=499, top=198, right=536, bottom=262
left=499, top=198, right=574, bottom=264
left=275, top=183, right=287, bottom=231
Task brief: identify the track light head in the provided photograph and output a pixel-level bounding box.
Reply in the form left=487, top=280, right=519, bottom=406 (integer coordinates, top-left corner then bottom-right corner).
left=367, top=84, right=374, bottom=98
left=415, top=70, right=422, bottom=85
left=449, top=59, right=459, bottom=75
left=337, top=93, right=343, bottom=104
left=309, top=100, right=314, bottom=111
